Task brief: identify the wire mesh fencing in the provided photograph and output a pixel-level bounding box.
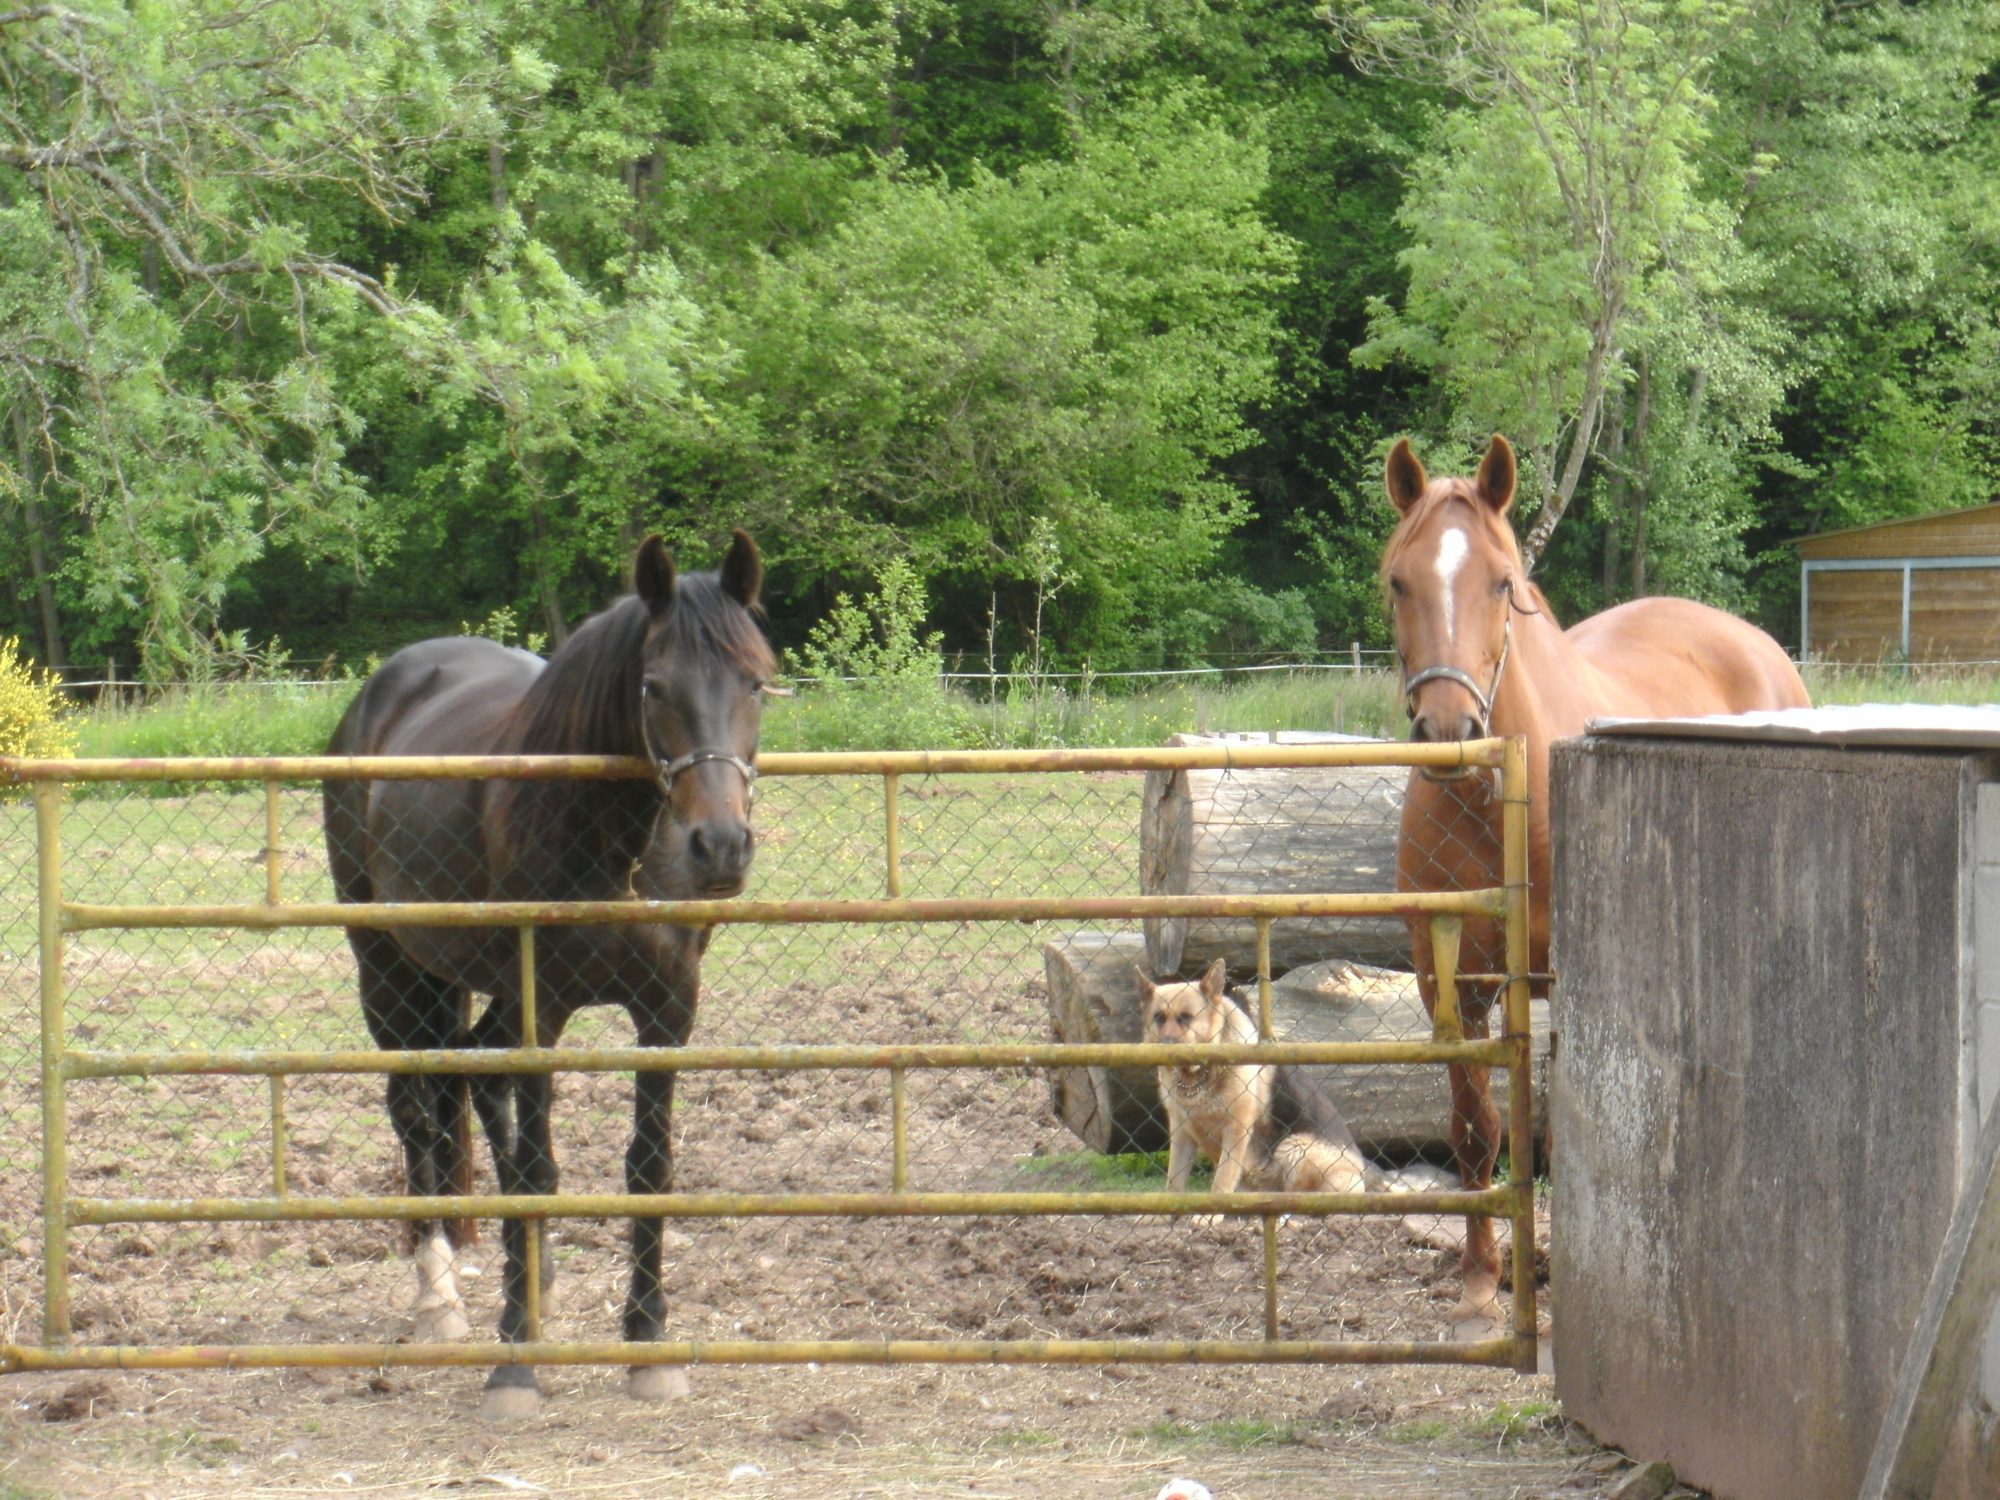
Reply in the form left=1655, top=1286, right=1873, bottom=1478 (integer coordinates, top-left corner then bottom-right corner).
left=0, top=741, right=1539, bottom=1374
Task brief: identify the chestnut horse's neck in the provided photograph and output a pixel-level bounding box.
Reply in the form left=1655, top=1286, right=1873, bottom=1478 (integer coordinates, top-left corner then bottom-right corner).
left=1484, top=587, right=1599, bottom=750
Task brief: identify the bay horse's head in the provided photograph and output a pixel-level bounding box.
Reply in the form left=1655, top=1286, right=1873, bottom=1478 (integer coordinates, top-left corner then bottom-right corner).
left=1380, top=435, right=1529, bottom=746
left=631, top=529, right=775, bottom=897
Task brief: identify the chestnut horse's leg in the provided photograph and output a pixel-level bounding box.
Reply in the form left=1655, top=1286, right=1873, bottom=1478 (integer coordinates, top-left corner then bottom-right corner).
left=1412, top=925, right=1506, bottom=1336
left=1447, top=1002, right=1505, bottom=1334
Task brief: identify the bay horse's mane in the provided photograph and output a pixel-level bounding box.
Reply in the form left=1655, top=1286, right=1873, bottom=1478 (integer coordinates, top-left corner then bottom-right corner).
left=489, top=572, right=775, bottom=890
left=1376, top=479, right=1551, bottom=617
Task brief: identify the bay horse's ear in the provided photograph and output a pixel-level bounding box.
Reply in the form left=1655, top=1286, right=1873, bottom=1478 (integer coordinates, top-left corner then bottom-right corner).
left=634, top=534, right=677, bottom=618
left=1475, top=434, right=1517, bottom=515
left=720, top=528, right=763, bottom=610
left=1385, top=438, right=1427, bottom=514
left=1199, top=957, right=1227, bottom=1000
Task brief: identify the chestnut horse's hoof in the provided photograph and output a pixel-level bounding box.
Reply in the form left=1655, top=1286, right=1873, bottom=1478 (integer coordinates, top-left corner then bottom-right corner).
left=1446, top=1298, right=1506, bottom=1342
left=481, top=1374, right=543, bottom=1422
left=627, top=1365, right=691, bottom=1401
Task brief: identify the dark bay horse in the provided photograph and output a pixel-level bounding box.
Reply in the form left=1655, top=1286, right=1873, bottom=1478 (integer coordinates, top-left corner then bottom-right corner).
left=1379, top=437, right=1808, bottom=1336
left=323, top=532, right=773, bottom=1417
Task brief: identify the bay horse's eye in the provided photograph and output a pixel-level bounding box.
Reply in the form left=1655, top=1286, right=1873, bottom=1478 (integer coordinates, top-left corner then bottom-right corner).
left=641, top=679, right=662, bottom=702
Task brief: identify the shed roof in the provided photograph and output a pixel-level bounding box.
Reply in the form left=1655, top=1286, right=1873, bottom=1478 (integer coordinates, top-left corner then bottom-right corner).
left=1793, top=502, right=2000, bottom=560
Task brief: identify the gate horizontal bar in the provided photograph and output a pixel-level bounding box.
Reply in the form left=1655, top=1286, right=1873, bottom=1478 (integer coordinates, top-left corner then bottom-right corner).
left=4, top=739, right=1504, bottom=783
left=61, top=887, right=1506, bottom=933
left=67, top=1185, right=1526, bottom=1226
left=62, top=1037, right=1514, bottom=1080
left=0, top=1334, right=1534, bottom=1374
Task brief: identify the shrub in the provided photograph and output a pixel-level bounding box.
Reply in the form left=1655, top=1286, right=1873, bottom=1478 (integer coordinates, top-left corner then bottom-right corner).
left=0, top=636, right=76, bottom=761
left=772, top=559, right=979, bottom=750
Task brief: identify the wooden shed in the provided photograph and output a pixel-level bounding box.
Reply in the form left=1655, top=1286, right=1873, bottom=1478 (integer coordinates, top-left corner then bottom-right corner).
left=1796, top=504, right=2000, bottom=663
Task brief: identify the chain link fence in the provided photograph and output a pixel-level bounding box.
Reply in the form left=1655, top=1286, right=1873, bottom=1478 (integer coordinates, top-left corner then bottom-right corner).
left=0, top=741, right=1539, bottom=1374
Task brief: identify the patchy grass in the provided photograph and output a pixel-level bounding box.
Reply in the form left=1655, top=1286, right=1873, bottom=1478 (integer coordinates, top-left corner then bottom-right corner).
left=1136, top=1417, right=1301, bottom=1450
left=1470, top=1399, right=1561, bottom=1446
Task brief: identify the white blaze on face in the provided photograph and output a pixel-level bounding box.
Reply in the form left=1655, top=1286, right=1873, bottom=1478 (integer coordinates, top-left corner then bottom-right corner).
left=1434, top=526, right=1470, bottom=645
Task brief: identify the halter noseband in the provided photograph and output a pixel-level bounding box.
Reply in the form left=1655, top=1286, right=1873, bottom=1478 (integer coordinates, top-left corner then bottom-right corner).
left=652, top=747, right=759, bottom=800
left=1401, top=612, right=1512, bottom=726
left=639, top=689, right=759, bottom=804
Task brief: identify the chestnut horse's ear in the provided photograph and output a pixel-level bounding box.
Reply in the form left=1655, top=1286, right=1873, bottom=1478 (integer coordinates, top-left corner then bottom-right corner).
left=720, top=528, right=763, bottom=610
left=1475, top=434, right=1517, bottom=515
left=634, top=535, right=677, bottom=618
left=1385, top=439, right=1428, bottom=514
left=1199, top=957, right=1227, bottom=1000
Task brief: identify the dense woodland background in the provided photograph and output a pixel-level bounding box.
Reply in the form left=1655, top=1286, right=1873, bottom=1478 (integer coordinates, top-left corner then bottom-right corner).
left=0, top=0, right=1996, bottom=681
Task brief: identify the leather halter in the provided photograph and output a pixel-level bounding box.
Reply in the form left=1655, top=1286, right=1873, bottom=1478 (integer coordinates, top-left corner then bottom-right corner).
left=639, top=690, right=758, bottom=804
left=1401, top=611, right=1513, bottom=727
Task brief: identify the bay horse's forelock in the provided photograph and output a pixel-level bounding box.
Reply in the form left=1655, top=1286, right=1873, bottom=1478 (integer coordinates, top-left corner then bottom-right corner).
left=323, top=538, right=771, bottom=1416
left=1379, top=438, right=1809, bottom=1338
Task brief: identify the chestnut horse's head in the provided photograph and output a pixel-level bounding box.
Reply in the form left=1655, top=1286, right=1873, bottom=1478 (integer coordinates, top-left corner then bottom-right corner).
left=1379, top=435, right=1528, bottom=746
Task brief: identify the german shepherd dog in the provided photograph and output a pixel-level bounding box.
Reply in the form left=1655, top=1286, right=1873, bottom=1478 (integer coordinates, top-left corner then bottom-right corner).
left=1139, top=958, right=1371, bottom=1199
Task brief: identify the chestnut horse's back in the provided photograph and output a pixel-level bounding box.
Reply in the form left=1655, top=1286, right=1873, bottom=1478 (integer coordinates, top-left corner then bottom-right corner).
left=1565, top=595, right=1810, bottom=722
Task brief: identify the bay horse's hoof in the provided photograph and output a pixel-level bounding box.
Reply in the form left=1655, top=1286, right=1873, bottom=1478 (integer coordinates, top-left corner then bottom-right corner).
left=627, top=1365, right=691, bottom=1401
left=480, top=1377, right=543, bottom=1422
left=413, top=1304, right=471, bottom=1343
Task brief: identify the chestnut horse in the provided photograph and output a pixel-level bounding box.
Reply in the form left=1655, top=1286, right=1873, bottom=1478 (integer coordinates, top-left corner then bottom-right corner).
left=1379, top=435, right=1808, bottom=1335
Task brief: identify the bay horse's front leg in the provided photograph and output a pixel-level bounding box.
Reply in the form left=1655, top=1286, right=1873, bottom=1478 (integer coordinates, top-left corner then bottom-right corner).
left=622, top=1061, right=690, bottom=1401
left=482, top=1067, right=557, bottom=1421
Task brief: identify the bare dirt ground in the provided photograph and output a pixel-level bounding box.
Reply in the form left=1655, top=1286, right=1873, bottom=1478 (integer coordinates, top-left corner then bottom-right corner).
left=0, top=780, right=1681, bottom=1498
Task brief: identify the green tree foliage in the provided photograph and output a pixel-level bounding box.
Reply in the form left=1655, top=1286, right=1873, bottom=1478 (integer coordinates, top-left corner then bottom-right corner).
left=0, top=0, right=1995, bottom=676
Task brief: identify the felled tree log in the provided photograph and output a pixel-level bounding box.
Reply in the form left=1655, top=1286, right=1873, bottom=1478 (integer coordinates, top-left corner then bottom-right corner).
left=1139, top=732, right=1411, bottom=979
left=1044, top=950, right=1550, bottom=1164
left=1044, top=930, right=1167, bottom=1154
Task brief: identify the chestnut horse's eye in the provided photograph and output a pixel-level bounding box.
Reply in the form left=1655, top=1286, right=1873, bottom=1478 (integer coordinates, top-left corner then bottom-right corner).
left=1492, top=578, right=1512, bottom=598
left=1388, top=577, right=1406, bottom=598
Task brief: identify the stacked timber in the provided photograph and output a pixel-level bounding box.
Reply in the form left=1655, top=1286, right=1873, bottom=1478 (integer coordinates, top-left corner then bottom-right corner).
left=1139, top=731, right=1410, bottom=978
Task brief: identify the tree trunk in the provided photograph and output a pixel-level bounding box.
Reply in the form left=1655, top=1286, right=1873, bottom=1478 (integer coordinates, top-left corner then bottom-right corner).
left=1043, top=930, right=1166, bottom=1154
left=12, top=403, right=66, bottom=666
left=1628, top=354, right=1655, bottom=597
left=1140, top=732, right=1410, bottom=979
left=1601, top=384, right=1627, bottom=597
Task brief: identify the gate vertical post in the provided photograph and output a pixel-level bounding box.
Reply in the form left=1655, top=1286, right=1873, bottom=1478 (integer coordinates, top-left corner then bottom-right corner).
left=883, top=774, right=903, bottom=898
left=518, top=923, right=542, bottom=1343
left=1501, top=735, right=1538, bottom=1371
left=35, top=778, right=70, bottom=1344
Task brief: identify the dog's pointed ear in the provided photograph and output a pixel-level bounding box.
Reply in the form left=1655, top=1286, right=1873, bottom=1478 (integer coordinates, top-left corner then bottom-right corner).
left=1386, top=438, right=1428, bottom=514
left=1199, top=957, right=1227, bottom=1000
left=1132, top=965, right=1157, bottom=1003
left=720, top=529, right=762, bottom=609
left=634, top=535, right=677, bottom=619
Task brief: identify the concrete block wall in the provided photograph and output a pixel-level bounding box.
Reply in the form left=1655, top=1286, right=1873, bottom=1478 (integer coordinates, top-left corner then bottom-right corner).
left=1974, top=785, right=2000, bottom=1403
left=1550, top=737, right=1993, bottom=1500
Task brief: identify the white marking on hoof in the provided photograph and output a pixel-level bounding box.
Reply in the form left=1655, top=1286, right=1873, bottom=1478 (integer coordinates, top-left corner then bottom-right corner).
left=410, top=1231, right=469, bottom=1342
left=627, top=1365, right=691, bottom=1402
left=480, top=1383, right=543, bottom=1422
left=413, top=1303, right=472, bottom=1343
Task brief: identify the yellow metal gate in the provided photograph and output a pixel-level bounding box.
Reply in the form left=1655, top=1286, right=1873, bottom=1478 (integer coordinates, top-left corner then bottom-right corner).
left=0, top=740, right=1536, bottom=1376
